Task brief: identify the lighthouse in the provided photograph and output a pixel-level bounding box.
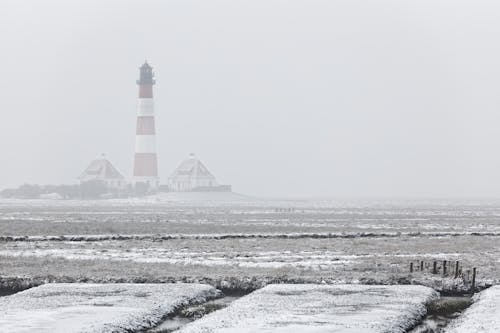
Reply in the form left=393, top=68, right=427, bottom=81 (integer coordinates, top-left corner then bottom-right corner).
left=133, top=61, right=159, bottom=189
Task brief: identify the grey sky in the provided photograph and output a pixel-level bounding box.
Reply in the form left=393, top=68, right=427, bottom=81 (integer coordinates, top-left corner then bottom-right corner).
left=1, top=0, right=500, bottom=197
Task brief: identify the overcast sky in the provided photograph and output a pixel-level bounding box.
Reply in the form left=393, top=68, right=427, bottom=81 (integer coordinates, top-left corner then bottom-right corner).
left=1, top=0, right=500, bottom=197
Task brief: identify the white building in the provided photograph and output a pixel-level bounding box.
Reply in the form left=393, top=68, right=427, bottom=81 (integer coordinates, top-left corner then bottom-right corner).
left=79, top=157, right=126, bottom=190
left=168, top=154, right=219, bottom=192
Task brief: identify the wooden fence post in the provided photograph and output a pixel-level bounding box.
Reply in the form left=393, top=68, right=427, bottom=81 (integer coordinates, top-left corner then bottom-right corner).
left=471, top=268, right=477, bottom=294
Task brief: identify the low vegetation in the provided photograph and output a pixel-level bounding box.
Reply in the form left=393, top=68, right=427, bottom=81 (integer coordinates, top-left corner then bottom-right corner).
left=0, top=181, right=156, bottom=199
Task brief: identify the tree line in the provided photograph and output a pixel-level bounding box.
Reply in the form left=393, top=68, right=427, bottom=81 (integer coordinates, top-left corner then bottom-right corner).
left=0, top=181, right=158, bottom=199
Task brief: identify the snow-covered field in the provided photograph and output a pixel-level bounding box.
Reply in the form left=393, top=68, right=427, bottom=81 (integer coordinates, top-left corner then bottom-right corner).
left=178, top=284, right=439, bottom=333
left=1, top=198, right=498, bottom=331
left=1, top=199, right=499, bottom=289
left=3, top=198, right=500, bottom=237
left=445, top=286, right=500, bottom=333
left=0, top=283, right=220, bottom=333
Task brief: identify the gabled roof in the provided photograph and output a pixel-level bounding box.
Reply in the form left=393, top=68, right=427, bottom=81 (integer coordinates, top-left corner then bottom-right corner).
left=79, top=158, right=124, bottom=181
left=168, top=154, right=216, bottom=180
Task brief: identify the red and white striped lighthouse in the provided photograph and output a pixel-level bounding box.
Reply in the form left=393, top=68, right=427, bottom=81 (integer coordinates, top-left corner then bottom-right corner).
left=133, top=61, right=159, bottom=189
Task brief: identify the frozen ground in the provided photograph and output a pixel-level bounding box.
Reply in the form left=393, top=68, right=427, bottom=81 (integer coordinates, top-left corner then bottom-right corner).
left=444, top=286, right=500, bottom=332
left=178, top=284, right=438, bottom=333
left=1, top=198, right=499, bottom=290
left=3, top=197, right=500, bottom=236
left=0, top=283, right=220, bottom=333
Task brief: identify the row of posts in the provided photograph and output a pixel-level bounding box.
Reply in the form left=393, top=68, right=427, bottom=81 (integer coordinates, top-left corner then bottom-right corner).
left=409, top=260, right=477, bottom=294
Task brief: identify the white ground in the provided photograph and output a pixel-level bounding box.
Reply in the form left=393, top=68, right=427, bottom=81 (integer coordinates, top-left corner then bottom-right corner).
left=178, top=284, right=439, bottom=333
left=0, top=283, right=220, bottom=333
left=445, top=286, right=500, bottom=333
left=0, top=247, right=367, bottom=269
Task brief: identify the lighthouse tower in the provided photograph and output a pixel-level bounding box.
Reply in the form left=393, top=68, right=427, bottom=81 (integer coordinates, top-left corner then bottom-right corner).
left=133, top=61, right=159, bottom=189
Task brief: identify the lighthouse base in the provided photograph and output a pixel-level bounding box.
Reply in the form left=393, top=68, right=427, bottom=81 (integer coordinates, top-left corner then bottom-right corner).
left=132, top=177, right=160, bottom=192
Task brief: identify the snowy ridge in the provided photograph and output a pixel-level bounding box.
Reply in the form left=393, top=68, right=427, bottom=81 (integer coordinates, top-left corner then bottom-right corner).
left=0, top=274, right=481, bottom=296
left=0, top=283, right=220, bottom=333
left=178, top=284, right=439, bottom=333
left=1, top=231, right=499, bottom=242
left=445, top=286, right=500, bottom=333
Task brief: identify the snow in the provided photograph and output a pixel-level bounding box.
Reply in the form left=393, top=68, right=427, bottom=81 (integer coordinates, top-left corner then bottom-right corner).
left=1, top=201, right=498, bottom=295
left=0, top=248, right=359, bottom=270
left=178, top=284, right=439, bottom=333
left=1, top=231, right=498, bottom=243
left=0, top=283, right=220, bottom=333
left=445, top=286, right=500, bottom=333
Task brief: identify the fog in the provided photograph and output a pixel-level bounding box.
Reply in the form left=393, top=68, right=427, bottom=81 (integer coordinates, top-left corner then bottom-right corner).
left=1, top=0, right=500, bottom=197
